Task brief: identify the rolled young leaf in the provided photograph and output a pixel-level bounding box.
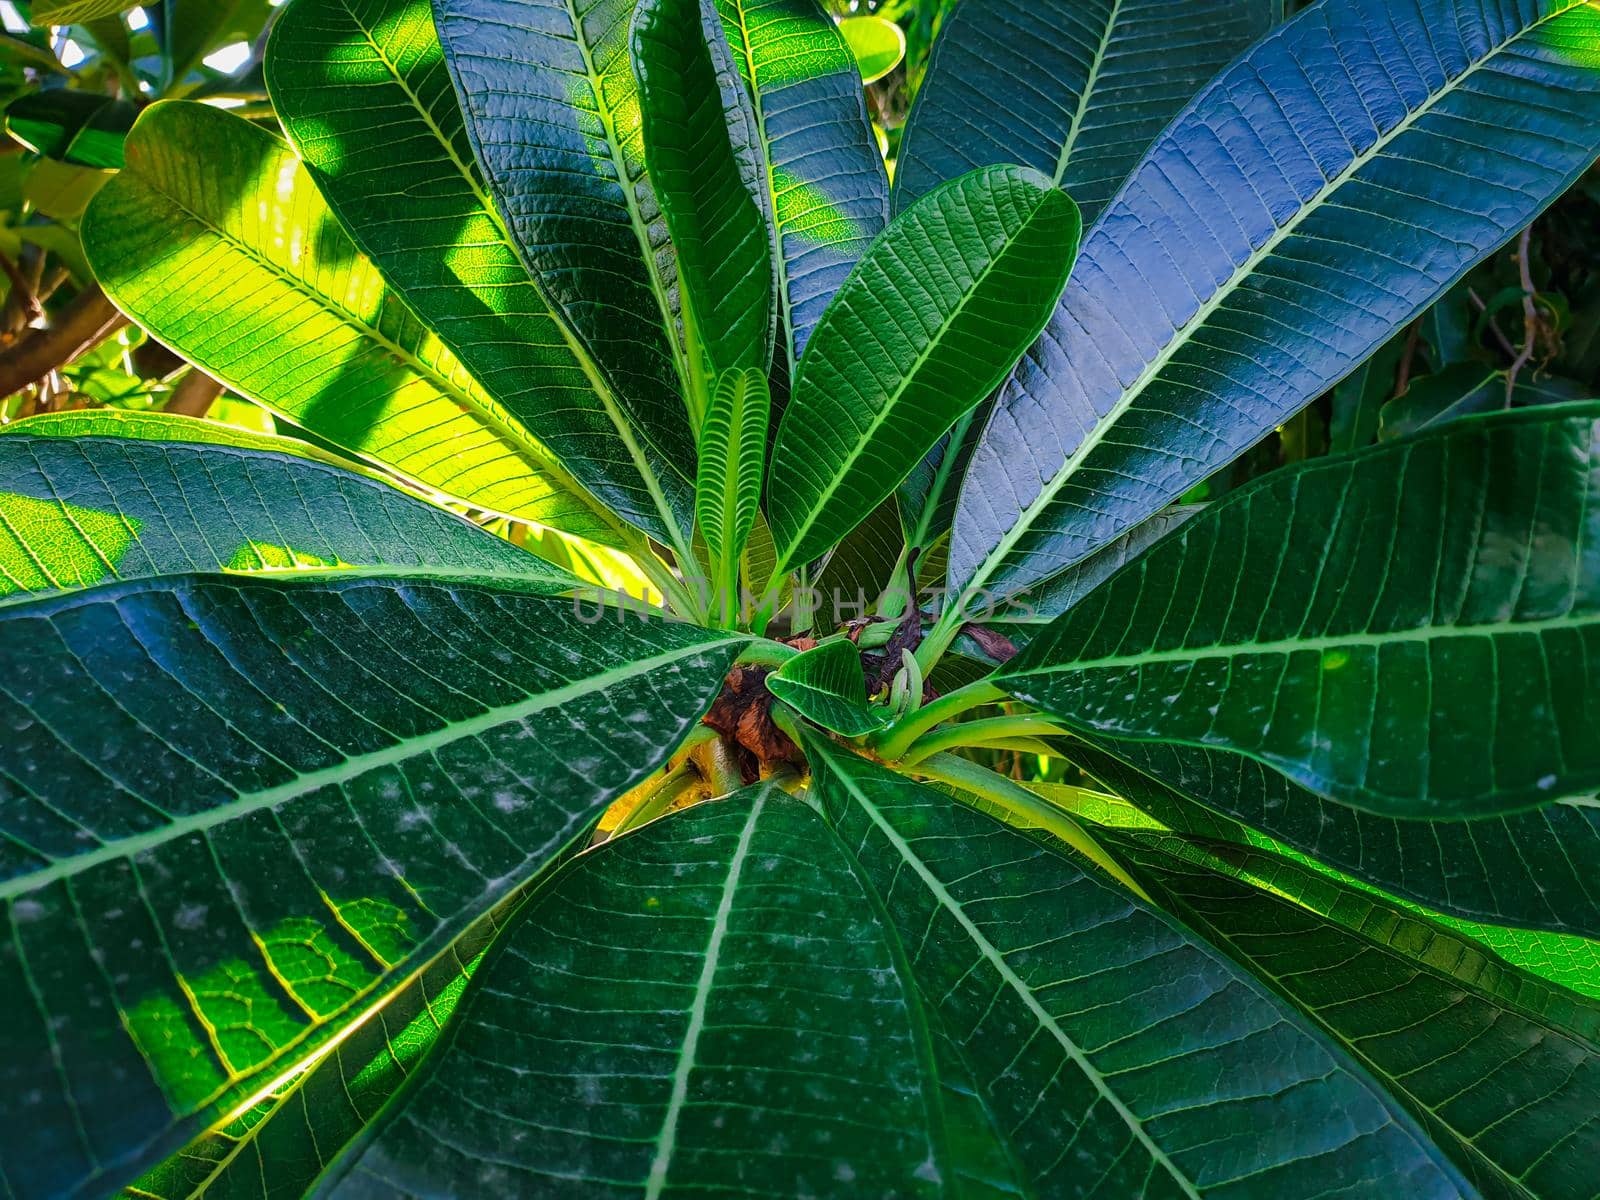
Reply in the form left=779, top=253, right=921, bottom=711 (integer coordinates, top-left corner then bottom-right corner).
left=708, top=0, right=890, bottom=379
left=998, top=404, right=1600, bottom=819
left=432, top=0, right=701, bottom=562
left=0, top=470, right=745, bottom=1198
left=633, top=0, right=774, bottom=393
left=948, top=0, right=1600, bottom=607
left=893, top=0, right=1275, bottom=222
left=766, top=636, right=882, bottom=735
left=81, top=101, right=624, bottom=546
left=319, top=787, right=952, bottom=1197
left=266, top=0, right=690, bottom=545
left=694, top=367, right=769, bottom=615
left=767, top=165, right=1081, bottom=572
left=808, top=738, right=1479, bottom=1199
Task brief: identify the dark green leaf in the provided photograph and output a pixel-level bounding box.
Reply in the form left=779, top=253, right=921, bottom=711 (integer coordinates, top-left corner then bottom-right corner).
left=5, top=90, right=135, bottom=170
left=1066, top=735, right=1600, bottom=940
left=266, top=0, right=691, bottom=546
left=634, top=0, right=774, bottom=385
left=0, top=533, right=744, bottom=1197
left=893, top=0, right=1275, bottom=222
left=948, top=0, right=1600, bottom=607
left=1378, top=363, right=1592, bottom=439
left=767, top=637, right=882, bottom=735
left=322, top=786, right=950, bottom=1197
left=1000, top=405, right=1600, bottom=819
left=82, top=101, right=624, bottom=546
left=1330, top=331, right=1409, bottom=453
left=769, top=165, right=1080, bottom=572
left=709, top=0, right=890, bottom=379
left=1116, top=831, right=1600, bottom=1200
left=433, top=0, right=701, bottom=560
left=808, top=739, right=1478, bottom=1199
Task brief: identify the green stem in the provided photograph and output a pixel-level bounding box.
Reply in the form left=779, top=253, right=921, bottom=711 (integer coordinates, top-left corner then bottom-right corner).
left=871, top=680, right=1004, bottom=761
left=900, top=715, right=1070, bottom=766
left=620, top=531, right=703, bottom=621
left=611, top=768, right=702, bottom=839
left=911, top=753, right=1151, bottom=902
left=914, top=604, right=965, bottom=677
left=738, top=639, right=798, bottom=669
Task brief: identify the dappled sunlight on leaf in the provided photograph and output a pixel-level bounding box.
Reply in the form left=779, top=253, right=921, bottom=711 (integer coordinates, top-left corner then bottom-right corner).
left=0, top=491, right=139, bottom=595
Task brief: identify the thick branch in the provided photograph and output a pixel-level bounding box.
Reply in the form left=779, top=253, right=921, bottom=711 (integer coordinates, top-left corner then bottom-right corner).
left=163, top=368, right=223, bottom=418
left=0, top=285, right=129, bottom=401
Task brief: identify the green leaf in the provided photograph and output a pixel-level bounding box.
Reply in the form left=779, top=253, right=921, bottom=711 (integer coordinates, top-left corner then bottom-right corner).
left=5, top=90, right=135, bottom=169
left=266, top=0, right=693, bottom=547
left=837, top=15, right=904, bottom=84
left=32, top=0, right=136, bottom=21
left=125, top=895, right=522, bottom=1200
left=432, top=0, right=701, bottom=560
left=807, top=738, right=1478, bottom=1199
left=766, top=636, right=882, bottom=735
left=948, top=0, right=1600, bottom=608
left=322, top=786, right=951, bottom=1196
left=1378, top=363, right=1592, bottom=440
left=0, top=538, right=745, bottom=1196
left=695, top=367, right=769, bottom=613
left=634, top=0, right=774, bottom=389
left=709, top=0, right=890, bottom=380
left=1031, top=775, right=1600, bottom=1003
left=768, top=165, right=1080, bottom=572
left=1330, top=331, right=1409, bottom=453
left=1114, top=831, right=1600, bottom=1199
left=998, top=505, right=1202, bottom=626
left=0, top=420, right=578, bottom=603
left=1000, top=405, right=1600, bottom=819
left=160, top=0, right=273, bottom=91
left=896, top=403, right=983, bottom=555
left=892, top=0, right=1275, bottom=222
left=1066, top=721, right=1600, bottom=941
left=810, top=490, right=903, bottom=632
left=81, top=101, right=623, bottom=547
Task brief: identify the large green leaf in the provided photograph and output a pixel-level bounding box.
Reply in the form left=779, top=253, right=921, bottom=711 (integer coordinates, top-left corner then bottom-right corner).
left=320, top=786, right=950, bottom=1197
left=0, top=423, right=578, bottom=604
left=1068, top=734, right=1600, bottom=941
left=0, top=547, right=745, bottom=1197
left=266, top=0, right=691, bottom=545
left=766, top=636, right=882, bottom=735
left=708, top=0, right=890, bottom=380
left=634, top=0, right=773, bottom=390
left=893, top=0, right=1275, bottom=223
left=1116, top=831, right=1600, bottom=1200
left=768, top=165, right=1080, bottom=572
left=694, top=366, right=769, bottom=615
left=432, top=0, right=700, bottom=560
left=808, top=739, right=1478, bottom=1199
left=948, top=0, right=1600, bottom=607
left=81, top=102, right=623, bottom=547
left=999, top=405, right=1600, bottom=819
left=124, top=896, right=521, bottom=1200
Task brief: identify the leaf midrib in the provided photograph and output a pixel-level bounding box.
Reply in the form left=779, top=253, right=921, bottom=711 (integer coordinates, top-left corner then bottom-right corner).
left=0, top=632, right=741, bottom=902
left=836, top=763, right=1203, bottom=1200
left=643, top=789, right=764, bottom=1199
left=776, top=180, right=1058, bottom=569
left=961, top=2, right=1577, bottom=600
left=1005, top=610, right=1598, bottom=678
left=1050, top=0, right=1124, bottom=185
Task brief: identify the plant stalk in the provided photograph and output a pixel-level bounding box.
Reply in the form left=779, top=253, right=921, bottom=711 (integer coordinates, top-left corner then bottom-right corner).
left=900, top=714, right=1070, bottom=766
left=871, top=679, right=1004, bottom=761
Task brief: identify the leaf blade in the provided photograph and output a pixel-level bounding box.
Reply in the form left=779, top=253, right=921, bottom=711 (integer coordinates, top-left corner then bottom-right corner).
left=768, top=165, right=1080, bottom=572
left=950, top=0, right=1600, bottom=604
